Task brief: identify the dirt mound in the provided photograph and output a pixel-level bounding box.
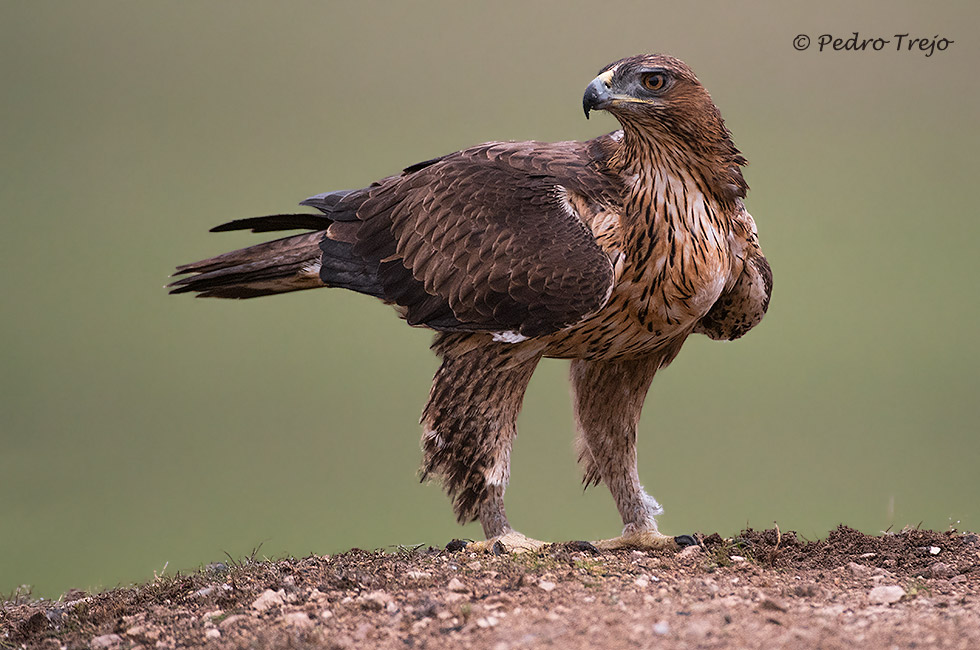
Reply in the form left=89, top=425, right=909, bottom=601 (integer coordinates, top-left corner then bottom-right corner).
left=3, top=527, right=979, bottom=649
left=709, top=525, right=978, bottom=574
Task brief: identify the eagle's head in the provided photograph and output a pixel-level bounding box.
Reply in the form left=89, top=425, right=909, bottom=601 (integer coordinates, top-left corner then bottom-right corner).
left=583, top=54, right=712, bottom=129
left=583, top=54, right=747, bottom=201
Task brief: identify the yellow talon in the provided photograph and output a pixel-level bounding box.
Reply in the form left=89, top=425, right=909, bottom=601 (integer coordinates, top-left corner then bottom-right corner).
left=467, top=531, right=548, bottom=554
left=592, top=530, right=681, bottom=551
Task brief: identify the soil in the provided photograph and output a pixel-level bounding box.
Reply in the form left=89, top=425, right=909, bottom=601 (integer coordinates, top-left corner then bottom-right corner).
left=3, top=526, right=979, bottom=650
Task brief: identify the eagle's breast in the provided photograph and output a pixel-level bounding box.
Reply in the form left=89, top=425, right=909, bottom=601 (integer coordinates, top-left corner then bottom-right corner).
left=542, top=159, right=734, bottom=361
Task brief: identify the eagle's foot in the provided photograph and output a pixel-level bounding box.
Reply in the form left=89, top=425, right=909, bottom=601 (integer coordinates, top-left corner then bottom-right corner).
left=467, top=531, right=547, bottom=555
left=593, top=529, right=694, bottom=551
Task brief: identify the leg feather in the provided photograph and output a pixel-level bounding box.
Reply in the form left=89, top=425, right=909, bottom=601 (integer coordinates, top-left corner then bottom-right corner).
left=420, top=334, right=541, bottom=534
left=569, top=344, right=684, bottom=535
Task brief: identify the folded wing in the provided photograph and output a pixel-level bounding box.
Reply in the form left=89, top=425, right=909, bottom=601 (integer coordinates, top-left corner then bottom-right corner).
left=319, top=140, right=620, bottom=338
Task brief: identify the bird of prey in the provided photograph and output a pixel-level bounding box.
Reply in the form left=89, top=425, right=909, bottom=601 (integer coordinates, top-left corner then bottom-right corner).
left=170, top=54, right=772, bottom=552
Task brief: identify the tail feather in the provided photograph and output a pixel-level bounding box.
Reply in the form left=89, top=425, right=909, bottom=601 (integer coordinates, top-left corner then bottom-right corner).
left=169, top=231, right=326, bottom=298
left=209, top=213, right=333, bottom=234
left=171, top=209, right=385, bottom=300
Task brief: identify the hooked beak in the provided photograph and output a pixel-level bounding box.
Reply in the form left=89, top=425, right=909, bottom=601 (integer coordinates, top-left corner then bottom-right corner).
left=583, top=70, right=614, bottom=119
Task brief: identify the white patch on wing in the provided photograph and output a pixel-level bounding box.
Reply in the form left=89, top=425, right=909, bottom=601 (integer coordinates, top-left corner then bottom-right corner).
left=492, top=331, right=528, bottom=343
left=554, top=185, right=585, bottom=226
left=609, top=129, right=624, bottom=142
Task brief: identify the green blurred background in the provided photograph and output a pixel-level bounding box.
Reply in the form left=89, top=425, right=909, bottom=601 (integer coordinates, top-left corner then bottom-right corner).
left=2, top=1, right=977, bottom=599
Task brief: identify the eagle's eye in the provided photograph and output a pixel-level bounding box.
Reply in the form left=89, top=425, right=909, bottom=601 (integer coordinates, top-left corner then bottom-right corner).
left=641, top=72, right=666, bottom=92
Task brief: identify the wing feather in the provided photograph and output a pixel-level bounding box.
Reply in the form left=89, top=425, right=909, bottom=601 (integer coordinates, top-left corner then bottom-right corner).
left=336, top=139, right=620, bottom=337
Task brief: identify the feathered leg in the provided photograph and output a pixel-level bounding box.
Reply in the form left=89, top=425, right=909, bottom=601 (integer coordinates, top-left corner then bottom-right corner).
left=421, top=334, right=544, bottom=551
left=570, top=347, right=688, bottom=550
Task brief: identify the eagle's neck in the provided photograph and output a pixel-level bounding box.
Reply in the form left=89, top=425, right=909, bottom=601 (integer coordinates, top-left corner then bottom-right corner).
left=614, top=125, right=726, bottom=247
left=612, top=126, right=733, bottom=325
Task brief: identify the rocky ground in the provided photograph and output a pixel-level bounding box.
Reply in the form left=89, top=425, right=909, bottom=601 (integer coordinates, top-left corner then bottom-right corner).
left=3, top=526, right=979, bottom=650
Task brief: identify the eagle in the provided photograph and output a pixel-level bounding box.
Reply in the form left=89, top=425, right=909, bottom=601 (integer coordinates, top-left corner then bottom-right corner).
left=170, top=54, right=772, bottom=553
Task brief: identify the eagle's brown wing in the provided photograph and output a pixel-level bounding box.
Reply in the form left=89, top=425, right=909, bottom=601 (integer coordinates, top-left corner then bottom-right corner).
left=318, top=140, right=620, bottom=338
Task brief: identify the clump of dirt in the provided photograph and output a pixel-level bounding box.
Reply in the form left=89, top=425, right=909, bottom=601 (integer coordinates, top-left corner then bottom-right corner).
left=705, top=525, right=978, bottom=574
left=3, top=527, right=978, bottom=650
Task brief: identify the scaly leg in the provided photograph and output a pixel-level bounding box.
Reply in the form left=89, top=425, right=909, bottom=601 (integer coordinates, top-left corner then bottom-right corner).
left=465, top=484, right=547, bottom=553
left=570, top=351, right=690, bottom=551
left=421, top=334, right=545, bottom=553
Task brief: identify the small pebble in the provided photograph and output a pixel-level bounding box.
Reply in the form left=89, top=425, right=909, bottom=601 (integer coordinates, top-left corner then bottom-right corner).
left=251, top=589, right=286, bottom=612
left=125, top=625, right=159, bottom=640
left=219, top=615, right=248, bottom=629
left=928, top=563, right=954, bottom=579
left=847, top=562, right=871, bottom=577
left=678, top=545, right=702, bottom=559
left=868, top=585, right=905, bottom=605
left=476, top=616, right=499, bottom=628
left=357, top=590, right=392, bottom=611
left=90, top=634, right=124, bottom=649
left=205, top=628, right=221, bottom=639
left=538, top=580, right=557, bottom=592
left=929, top=546, right=941, bottom=555
left=653, top=621, right=670, bottom=635
left=282, top=612, right=314, bottom=629
left=447, top=577, right=467, bottom=592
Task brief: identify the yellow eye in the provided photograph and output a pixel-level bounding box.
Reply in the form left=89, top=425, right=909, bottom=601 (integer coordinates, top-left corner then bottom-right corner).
left=642, top=72, right=666, bottom=92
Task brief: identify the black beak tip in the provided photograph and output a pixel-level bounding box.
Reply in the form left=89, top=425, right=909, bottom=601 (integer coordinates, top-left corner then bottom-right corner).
left=582, top=77, right=610, bottom=120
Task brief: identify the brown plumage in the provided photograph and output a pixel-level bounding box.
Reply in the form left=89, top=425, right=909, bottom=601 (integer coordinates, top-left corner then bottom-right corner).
left=170, top=54, right=772, bottom=551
